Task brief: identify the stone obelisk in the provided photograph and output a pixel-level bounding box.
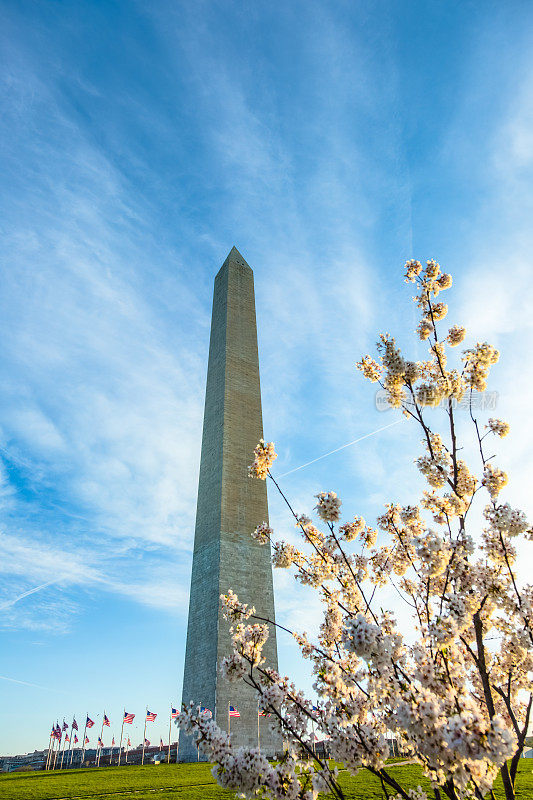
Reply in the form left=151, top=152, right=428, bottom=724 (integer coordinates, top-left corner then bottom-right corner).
left=179, top=247, right=280, bottom=761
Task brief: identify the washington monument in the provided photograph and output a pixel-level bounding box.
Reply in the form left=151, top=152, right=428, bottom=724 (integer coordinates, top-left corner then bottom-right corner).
left=179, top=247, right=280, bottom=761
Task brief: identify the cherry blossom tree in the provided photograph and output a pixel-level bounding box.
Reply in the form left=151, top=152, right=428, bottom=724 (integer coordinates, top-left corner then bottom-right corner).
left=178, top=259, right=532, bottom=800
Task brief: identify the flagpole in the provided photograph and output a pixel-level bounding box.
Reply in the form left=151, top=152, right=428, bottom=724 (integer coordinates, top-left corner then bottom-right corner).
left=81, top=714, right=88, bottom=767
left=167, top=706, right=172, bottom=764
left=97, top=711, right=105, bottom=767
left=53, top=732, right=60, bottom=770
left=46, top=731, right=54, bottom=771
left=228, top=701, right=230, bottom=736
left=52, top=735, right=59, bottom=770
left=257, top=703, right=260, bottom=754
left=109, top=741, right=113, bottom=766
left=45, top=729, right=50, bottom=770
left=51, top=734, right=58, bottom=770
left=45, top=728, right=53, bottom=770
left=118, top=710, right=125, bottom=767
left=48, top=736, right=55, bottom=771
left=60, top=727, right=67, bottom=769
left=66, top=718, right=74, bottom=769
left=69, top=734, right=76, bottom=767
left=125, top=737, right=129, bottom=763
left=142, top=708, right=147, bottom=766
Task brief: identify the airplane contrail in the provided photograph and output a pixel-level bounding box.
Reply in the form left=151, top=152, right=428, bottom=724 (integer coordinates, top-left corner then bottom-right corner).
left=0, top=579, right=58, bottom=610
left=0, top=674, right=68, bottom=694
left=278, top=418, right=404, bottom=478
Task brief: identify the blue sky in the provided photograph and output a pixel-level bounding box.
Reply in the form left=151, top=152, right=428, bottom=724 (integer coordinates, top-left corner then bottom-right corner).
left=1, top=0, right=533, bottom=755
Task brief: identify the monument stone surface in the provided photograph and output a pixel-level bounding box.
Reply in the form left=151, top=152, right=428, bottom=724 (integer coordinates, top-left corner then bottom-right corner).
left=179, top=247, right=280, bottom=761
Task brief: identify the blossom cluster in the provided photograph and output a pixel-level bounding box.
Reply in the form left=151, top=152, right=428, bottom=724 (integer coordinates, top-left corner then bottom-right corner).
left=248, top=439, right=277, bottom=479
left=482, top=463, right=508, bottom=499
left=314, top=491, right=342, bottom=522
left=462, top=342, right=499, bottom=392
left=487, top=418, right=510, bottom=437
left=357, top=355, right=382, bottom=382
left=252, top=521, right=273, bottom=544
left=447, top=325, right=466, bottom=347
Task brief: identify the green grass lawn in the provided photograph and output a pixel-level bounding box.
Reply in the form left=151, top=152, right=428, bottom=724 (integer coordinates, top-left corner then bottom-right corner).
left=0, top=760, right=531, bottom=799
left=0, top=763, right=231, bottom=800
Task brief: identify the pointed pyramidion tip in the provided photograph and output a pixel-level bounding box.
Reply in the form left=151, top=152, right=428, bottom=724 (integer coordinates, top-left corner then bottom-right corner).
left=220, top=245, right=251, bottom=272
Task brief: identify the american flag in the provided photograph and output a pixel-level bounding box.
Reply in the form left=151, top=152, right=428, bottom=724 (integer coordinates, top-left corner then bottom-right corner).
left=229, top=705, right=240, bottom=718
left=146, top=710, right=157, bottom=722
left=62, top=720, right=69, bottom=731
left=65, top=734, right=70, bottom=743
left=111, top=737, right=115, bottom=746
left=54, top=724, right=62, bottom=739
left=98, top=737, right=103, bottom=747
left=259, top=710, right=271, bottom=717
left=171, top=707, right=179, bottom=719
left=144, top=738, right=150, bottom=746
left=85, top=736, right=89, bottom=744
left=124, top=712, right=135, bottom=724
left=160, top=738, right=164, bottom=748
left=72, top=718, right=78, bottom=731
left=103, top=714, right=110, bottom=727
left=86, top=716, right=95, bottom=728
left=74, top=735, right=79, bottom=744
left=127, top=737, right=131, bottom=747
left=200, top=707, right=212, bottom=718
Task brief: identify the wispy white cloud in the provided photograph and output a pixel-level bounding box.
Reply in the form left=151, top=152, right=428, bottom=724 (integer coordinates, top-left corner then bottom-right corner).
left=0, top=22, right=213, bottom=632
left=0, top=527, right=190, bottom=630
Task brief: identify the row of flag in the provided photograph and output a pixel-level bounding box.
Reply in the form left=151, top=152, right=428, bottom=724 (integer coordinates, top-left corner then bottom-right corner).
left=46, top=703, right=269, bottom=770
left=50, top=703, right=265, bottom=738
left=49, top=704, right=266, bottom=746
left=45, top=708, right=175, bottom=770
left=49, top=709, right=161, bottom=739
